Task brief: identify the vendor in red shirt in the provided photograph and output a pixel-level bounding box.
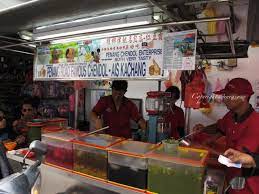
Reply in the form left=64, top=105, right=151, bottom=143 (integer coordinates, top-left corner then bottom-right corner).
left=193, top=78, right=259, bottom=194
left=164, top=86, right=185, bottom=139
left=91, top=80, right=146, bottom=138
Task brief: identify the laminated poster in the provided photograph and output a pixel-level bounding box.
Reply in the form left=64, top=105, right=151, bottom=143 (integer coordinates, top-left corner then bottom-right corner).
left=163, top=30, right=197, bottom=70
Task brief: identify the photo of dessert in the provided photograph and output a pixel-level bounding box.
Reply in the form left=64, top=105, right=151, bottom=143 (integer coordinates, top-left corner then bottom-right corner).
left=149, top=59, right=161, bottom=76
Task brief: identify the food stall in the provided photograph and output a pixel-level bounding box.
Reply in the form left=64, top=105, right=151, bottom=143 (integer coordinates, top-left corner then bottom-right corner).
left=4, top=1, right=250, bottom=193
left=7, top=27, right=227, bottom=194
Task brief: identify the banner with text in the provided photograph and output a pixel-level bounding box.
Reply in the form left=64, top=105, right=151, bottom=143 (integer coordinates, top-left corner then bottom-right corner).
left=34, top=32, right=164, bottom=80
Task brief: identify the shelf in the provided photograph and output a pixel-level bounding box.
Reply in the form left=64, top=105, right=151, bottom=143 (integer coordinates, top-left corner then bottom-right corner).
left=87, top=88, right=111, bottom=91
left=41, top=97, right=68, bottom=101
left=0, top=81, right=25, bottom=85
left=0, top=96, right=24, bottom=99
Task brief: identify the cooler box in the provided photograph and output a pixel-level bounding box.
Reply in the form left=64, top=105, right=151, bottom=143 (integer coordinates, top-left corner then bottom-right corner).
left=147, top=145, right=208, bottom=194
left=42, top=130, right=85, bottom=170
left=73, top=134, right=123, bottom=179
left=108, top=140, right=157, bottom=189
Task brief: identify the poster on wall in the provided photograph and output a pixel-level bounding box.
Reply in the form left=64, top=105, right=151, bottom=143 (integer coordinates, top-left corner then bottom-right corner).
left=34, top=31, right=164, bottom=80
left=163, top=29, right=197, bottom=70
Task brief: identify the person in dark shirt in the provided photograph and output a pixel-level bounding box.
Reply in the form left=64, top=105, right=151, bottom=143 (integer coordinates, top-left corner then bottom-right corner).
left=13, top=100, right=34, bottom=146
left=91, top=80, right=146, bottom=138
left=164, top=86, right=185, bottom=138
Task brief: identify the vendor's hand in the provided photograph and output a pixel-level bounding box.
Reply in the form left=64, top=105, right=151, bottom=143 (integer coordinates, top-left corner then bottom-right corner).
left=224, top=148, right=256, bottom=168
left=95, top=118, right=102, bottom=129
left=15, top=135, right=26, bottom=145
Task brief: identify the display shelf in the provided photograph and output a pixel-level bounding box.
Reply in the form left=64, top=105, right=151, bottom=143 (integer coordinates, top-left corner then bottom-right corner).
left=40, top=97, right=68, bottom=101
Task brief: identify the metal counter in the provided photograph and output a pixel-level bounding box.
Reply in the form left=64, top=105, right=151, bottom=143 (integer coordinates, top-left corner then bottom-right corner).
left=7, top=152, right=225, bottom=194
left=7, top=153, right=148, bottom=194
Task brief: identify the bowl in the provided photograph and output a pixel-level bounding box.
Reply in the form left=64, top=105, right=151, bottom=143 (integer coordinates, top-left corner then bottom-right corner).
left=4, top=141, right=17, bottom=151
left=162, top=139, right=179, bottom=153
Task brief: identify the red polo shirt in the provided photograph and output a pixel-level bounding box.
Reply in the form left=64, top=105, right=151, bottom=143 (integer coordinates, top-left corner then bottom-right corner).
left=217, top=107, right=259, bottom=194
left=164, top=105, right=185, bottom=139
left=92, top=96, right=142, bottom=138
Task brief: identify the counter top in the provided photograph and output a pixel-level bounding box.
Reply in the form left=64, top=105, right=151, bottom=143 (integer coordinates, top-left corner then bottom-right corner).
left=6, top=152, right=151, bottom=194
left=6, top=151, right=225, bottom=194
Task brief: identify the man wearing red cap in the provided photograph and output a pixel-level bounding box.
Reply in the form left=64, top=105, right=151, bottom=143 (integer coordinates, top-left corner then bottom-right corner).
left=194, top=78, right=259, bottom=194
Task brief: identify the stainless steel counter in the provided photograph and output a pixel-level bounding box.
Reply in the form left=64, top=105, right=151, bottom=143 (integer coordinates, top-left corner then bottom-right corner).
left=7, top=152, right=225, bottom=194
left=7, top=152, right=148, bottom=194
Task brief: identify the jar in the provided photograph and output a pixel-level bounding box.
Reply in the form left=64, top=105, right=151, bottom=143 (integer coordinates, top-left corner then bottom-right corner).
left=157, top=116, right=170, bottom=134
left=146, top=91, right=165, bottom=115
left=27, top=122, right=44, bottom=144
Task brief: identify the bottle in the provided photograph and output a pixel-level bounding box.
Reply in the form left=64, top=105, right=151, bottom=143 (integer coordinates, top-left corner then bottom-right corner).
left=204, top=176, right=218, bottom=194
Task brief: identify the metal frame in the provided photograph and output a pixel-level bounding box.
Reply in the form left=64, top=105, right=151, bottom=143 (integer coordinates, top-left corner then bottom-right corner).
left=0, top=17, right=235, bottom=56
left=0, top=48, right=34, bottom=55
left=226, top=19, right=236, bottom=55
left=145, top=0, right=185, bottom=31
left=0, top=35, right=35, bottom=55
left=0, top=35, right=31, bottom=43
left=185, top=0, right=231, bottom=5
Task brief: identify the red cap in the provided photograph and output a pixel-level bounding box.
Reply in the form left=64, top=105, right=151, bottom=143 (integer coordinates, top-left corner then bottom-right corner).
left=214, top=78, right=254, bottom=96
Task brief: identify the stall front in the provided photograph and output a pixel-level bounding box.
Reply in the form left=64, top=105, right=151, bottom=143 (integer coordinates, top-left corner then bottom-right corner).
left=5, top=11, right=240, bottom=193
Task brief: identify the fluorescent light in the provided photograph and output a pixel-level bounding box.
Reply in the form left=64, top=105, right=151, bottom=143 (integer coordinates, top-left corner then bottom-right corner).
left=0, top=0, right=40, bottom=13
left=51, top=27, right=160, bottom=44
left=35, top=21, right=150, bottom=41
left=36, top=21, right=74, bottom=30
left=20, top=34, right=32, bottom=41
left=35, top=8, right=149, bottom=30
left=73, top=8, right=149, bottom=23
left=153, top=15, right=160, bottom=21
left=28, top=44, right=36, bottom=48
left=18, top=30, right=33, bottom=41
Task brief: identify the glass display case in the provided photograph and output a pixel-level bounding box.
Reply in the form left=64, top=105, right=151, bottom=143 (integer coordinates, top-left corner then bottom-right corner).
left=73, top=134, right=124, bottom=179
left=42, top=130, right=85, bottom=170
left=147, top=145, right=208, bottom=194
left=108, top=140, right=157, bottom=189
